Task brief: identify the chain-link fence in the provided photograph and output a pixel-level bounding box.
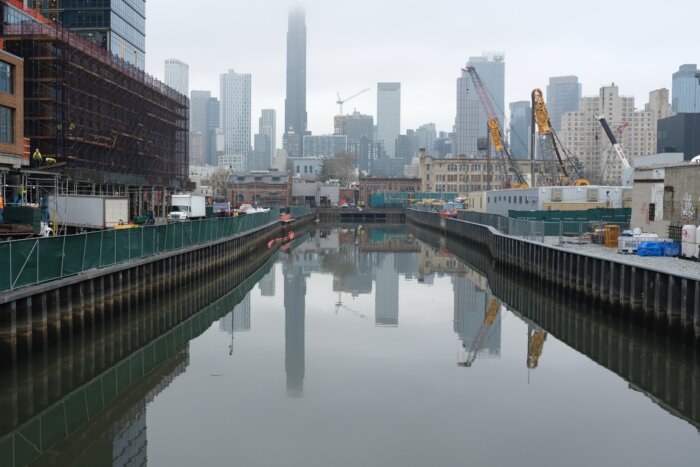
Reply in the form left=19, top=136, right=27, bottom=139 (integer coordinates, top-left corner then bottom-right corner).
left=0, top=210, right=281, bottom=292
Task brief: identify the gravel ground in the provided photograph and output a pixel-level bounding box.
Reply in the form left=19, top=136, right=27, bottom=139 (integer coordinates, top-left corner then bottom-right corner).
left=556, top=241, right=700, bottom=278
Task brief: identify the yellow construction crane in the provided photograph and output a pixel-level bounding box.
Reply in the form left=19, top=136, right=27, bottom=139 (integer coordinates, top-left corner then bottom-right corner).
left=458, top=297, right=500, bottom=368
left=532, top=89, right=589, bottom=186
left=462, top=67, right=529, bottom=188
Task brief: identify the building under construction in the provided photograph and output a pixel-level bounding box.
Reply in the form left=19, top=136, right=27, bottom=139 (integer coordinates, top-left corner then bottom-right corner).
left=0, top=0, right=188, bottom=190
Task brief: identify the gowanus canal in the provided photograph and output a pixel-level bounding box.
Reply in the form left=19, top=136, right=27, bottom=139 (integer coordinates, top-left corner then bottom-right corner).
left=1, top=225, right=700, bottom=467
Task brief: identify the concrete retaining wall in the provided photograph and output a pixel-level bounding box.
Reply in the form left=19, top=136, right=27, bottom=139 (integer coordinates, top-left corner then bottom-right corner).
left=406, top=208, right=700, bottom=341
left=0, top=215, right=313, bottom=362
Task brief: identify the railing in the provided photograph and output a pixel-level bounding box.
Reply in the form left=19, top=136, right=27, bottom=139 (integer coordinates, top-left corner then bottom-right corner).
left=0, top=211, right=280, bottom=293
left=454, top=210, right=628, bottom=244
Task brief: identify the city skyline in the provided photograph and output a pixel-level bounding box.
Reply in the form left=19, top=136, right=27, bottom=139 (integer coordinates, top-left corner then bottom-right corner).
left=145, top=0, right=698, bottom=139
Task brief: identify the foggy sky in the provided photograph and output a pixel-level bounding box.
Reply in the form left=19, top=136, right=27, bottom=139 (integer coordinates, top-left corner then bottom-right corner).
left=146, top=0, right=698, bottom=137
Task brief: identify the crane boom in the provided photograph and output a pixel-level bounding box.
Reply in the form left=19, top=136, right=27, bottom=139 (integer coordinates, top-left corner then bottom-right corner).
left=458, top=298, right=500, bottom=368
left=336, top=88, right=370, bottom=115
left=595, top=115, right=631, bottom=170
left=532, top=89, right=588, bottom=186
left=461, top=67, right=528, bottom=187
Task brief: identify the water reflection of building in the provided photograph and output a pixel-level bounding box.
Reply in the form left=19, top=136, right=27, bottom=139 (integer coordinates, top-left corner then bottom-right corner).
left=259, top=268, right=276, bottom=297
left=219, top=294, right=252, bottom=334
left=112, top=402, right=147, bottom=467
left=284, top=259, right=308, bottom=397
left=375, top=253, right=399, bottom=326
left=111, top=349, right=189, bottom=466
left=452, top=275, right=501, bottom=358
left=419, top=245, right=469, bottom=280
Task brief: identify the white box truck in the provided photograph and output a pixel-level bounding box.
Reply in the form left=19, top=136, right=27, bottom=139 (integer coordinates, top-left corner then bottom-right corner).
left=49, top=195, right=129, bottom=230
left=169, top=194, right=206, bottom=221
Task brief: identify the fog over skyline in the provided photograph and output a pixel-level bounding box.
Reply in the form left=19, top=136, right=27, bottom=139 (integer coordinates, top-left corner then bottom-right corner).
left=146, top=0, right=697, bottom=136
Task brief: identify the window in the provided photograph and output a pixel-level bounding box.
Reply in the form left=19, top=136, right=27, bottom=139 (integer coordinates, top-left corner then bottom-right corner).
left=0, top=106, right=13, bottom=144
left=0, top=61, right=12, bottom=94
left=648, top=203, right=656, bottom=222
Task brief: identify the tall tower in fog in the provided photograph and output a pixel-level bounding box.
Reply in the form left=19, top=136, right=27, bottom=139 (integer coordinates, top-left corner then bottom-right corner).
left=285, top=9, right=307, bottom=156
left=377, top=82, right=401, bottom=158
left=455, top=54, right=505, bottom=156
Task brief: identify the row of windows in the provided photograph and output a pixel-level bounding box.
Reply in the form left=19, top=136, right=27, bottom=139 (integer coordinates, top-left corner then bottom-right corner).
left=0, top=61, right=12, bottom=94
left=0, top=106, right=14, bottom=144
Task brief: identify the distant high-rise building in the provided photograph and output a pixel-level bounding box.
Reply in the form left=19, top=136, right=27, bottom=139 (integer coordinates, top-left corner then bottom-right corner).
left=559, top=84, right=658, bottom=184
left=190, top=91, right=219, bottom=166
left=302, top=135, right=348, bottom=158
left=220, top=70, right=251, bottom=168
left=671, top=64, right=700, bottom=113
left=509, top=101, right=531, bottom=160
left=455, top=54, right=505, bottom=156
left=36, top=0, right=146, bottom=69
left=219, top=294, right=252, bottom=335
left=377, top=82, right=401, bottom=158
left=415, top=123, right=437, bottom=155
left=546, top=76, right=582, bottom=131
left=164, top=59, right=189, bottom=96
left=646, top=88, right=671, bottom=121
left=285, top=9, right=307, bottom=156
left=396, top=131, right=419, bottom=165
left=337, top=111, right=374, bottom=171
left=206, top=97, right=220, bottom=165
left=259, top=109, right=277, bottom=164
left=434, top=131, right=454, bottom=158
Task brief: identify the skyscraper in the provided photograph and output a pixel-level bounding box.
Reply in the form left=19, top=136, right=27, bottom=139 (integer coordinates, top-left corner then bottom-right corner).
left=259, top=109, right=276, bottom=165
left=285, top=9, right=307, bottom=156
left=415, top=123, right=437, bottom=156
left=377, top=82, right=401, bottom=158
left=546, top=76, right=582, bottom=131
left=35, top=0, right=146, bottom=69
left=671, top=64, right=700, bottom=113
left=455, top=54, right=505, bottom=157
left=509, top=101, right=531, bottom=160
left=190, top=91, right=220, bottom=166
left=220, top=70, right=252, bottom=168
left=337, top=111, right=374, bottom=171
left=164, top=59, right=189, bottom=96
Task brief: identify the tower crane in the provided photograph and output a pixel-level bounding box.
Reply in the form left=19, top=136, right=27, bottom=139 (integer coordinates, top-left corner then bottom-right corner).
left=461, top=67, right=528, bottom=188
left=531, top=89, right=589, bottom=186
left=336, top=88, right=370, bottom=116
left=457, top=297, right=500, bottom=368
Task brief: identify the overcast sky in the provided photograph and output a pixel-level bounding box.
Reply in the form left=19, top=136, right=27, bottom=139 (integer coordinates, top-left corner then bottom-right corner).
left=145, top=0, right=697, bottom=137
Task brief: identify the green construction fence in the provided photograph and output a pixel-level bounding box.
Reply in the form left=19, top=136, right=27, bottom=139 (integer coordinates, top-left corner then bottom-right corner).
left=0, top=210, right=281, bottom=293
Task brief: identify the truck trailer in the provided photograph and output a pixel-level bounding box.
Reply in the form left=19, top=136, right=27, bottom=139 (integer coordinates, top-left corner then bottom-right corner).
left=49, top=195, right=129, bottom=230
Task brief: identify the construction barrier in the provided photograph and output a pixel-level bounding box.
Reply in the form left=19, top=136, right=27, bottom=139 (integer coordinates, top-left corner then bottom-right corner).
left=0, top=210, right=281, bottom=292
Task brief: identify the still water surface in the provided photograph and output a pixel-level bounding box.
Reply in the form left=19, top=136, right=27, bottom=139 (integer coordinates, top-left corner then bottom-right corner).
left=3, top=226, right=700, bottom=466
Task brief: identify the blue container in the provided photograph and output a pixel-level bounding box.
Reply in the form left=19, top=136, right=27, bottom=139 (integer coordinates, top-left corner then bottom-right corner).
left=663, top=243, right=681, bottom=257
left=638, top=247, right=663, bottom=257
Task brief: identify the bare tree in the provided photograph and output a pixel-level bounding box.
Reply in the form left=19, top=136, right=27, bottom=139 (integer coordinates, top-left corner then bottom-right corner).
left=319, top=152, right=356, bottom=186
left=205, top=169, right=230, bottom=198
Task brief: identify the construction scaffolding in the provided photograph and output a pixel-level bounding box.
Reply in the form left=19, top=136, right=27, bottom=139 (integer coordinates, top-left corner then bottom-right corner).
left=1, top=0, right=188, bottom=189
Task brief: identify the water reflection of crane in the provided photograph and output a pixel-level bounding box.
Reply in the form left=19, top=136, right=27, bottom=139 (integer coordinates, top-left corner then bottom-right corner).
left=334, top=292, right=367, bottom=320
left=458, top=298, right=500, bottom=368
left=527, top=325, right=547, bottom=369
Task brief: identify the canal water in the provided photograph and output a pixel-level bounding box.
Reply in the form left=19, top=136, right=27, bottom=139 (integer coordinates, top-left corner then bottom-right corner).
left=2, top=226, right=700, bottom=466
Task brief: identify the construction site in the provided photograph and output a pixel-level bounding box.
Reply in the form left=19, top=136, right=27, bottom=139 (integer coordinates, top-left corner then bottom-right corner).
left=0, top=0, right=188, bottom=192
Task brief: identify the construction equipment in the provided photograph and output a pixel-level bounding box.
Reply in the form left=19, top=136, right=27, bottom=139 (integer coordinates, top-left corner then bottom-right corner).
left=595, top=115, right=631, bottom=170
left=594, top=115, right=633, bottom=186
left=458, top=297, right=500, bottom=368
left=527, top=326, right=547, bottom=369
left=531, top=89, right=589, bottom=186
left=336, top=88, right=370, bottom=116
left=462, top=67, right=528, bottom=188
